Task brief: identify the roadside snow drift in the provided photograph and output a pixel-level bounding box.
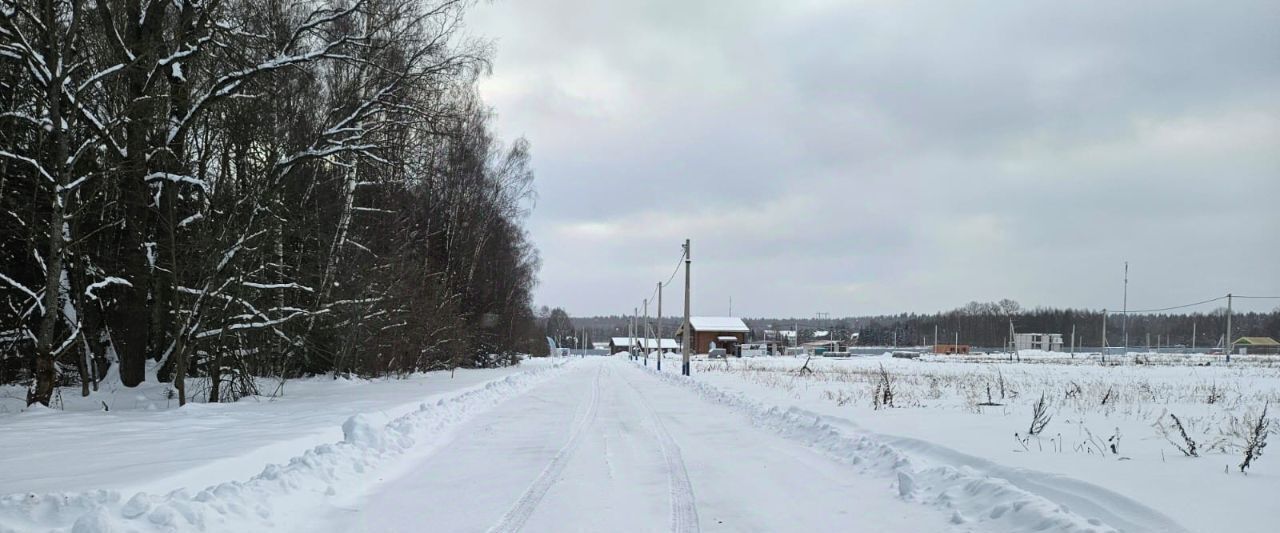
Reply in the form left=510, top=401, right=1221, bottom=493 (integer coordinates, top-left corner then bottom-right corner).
left=643, top=362, right=1191, bottom=533
left=0, top=361, right=570, bottom=533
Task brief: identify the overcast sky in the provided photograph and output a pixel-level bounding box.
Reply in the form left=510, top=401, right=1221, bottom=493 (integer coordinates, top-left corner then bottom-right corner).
left=467, top=0, right=1280, bottom=317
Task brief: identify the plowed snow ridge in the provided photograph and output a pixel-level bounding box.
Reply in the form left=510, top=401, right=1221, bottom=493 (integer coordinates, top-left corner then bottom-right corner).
left=0, top=361, right=572, bottom=533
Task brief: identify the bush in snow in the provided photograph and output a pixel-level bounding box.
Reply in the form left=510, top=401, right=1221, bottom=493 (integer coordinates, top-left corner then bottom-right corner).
left=872, top=364, right=895, bottom=410
left=1238, top=404, right=1269, bottom=473
left=1154, top=412, right=1199, bottom=457
left=1027, top=392, right=1051, bottom=436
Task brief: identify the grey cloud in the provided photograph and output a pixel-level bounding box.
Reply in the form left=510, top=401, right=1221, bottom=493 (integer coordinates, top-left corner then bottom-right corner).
left=469, top=0, right=1280, bottom=316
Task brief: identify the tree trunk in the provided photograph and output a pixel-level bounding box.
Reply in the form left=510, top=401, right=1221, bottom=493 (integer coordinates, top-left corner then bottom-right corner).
left=28, top=0, right=71, bottom=407
left=109, top=0, right=169, bottom=388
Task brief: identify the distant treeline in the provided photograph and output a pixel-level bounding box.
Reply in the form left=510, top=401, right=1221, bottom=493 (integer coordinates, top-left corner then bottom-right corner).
left=564, top=300, right=1280, bottom=349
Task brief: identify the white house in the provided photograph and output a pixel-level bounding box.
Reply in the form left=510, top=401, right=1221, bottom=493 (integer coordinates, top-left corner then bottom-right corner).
left=609, top=337, right=679, bottom=353
left=637, top=338, right=680, bottom=352
left=1013, top=333, right=1064, bottom=352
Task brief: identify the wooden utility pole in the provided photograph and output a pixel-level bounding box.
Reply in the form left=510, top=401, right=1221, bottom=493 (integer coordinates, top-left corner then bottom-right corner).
left=643, top=298, right=649, bottom=366
left=1008, top=319, right=1017, bottom=362
left=682, top=239, right=691, bottom=376
left=1225, top=293, right=1233, bottom=360
left=1122, top=261, right=1129, bottom=350
left=1101, top=310, right=1107, bottom=364
left=657, top=282, right=663, bottom=371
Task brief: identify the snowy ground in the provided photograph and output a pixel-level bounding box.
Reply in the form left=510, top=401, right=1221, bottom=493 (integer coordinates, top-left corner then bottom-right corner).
left=667, top=353, right=1280, bottom=533
left=0, top=361, right=558, bottom=496
left=3, top=354, right=1274, bottom=532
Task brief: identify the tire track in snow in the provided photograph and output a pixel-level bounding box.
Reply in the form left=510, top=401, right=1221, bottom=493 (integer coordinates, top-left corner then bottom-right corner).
left=487, top=364, right=602, bottom=533
left=621, top=368, right=700, bottom=533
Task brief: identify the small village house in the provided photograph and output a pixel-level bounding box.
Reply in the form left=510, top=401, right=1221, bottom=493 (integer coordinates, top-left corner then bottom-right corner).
left=609, top=337, right=679, bottom=354
left=637, top=338, right=680, bottom=353
left=608, top=337, right=634, bottom=354
left=676, top=317, right=750, bottom=355
left=1233, top=337, right=1280, bottom=355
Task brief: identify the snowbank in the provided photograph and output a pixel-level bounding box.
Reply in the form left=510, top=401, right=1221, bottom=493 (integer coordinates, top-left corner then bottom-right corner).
left=0, top=360, right=572, bottom=533
left=0, top=362, right=564, bottom=496
left=641, top=361, right=1192, bottom=533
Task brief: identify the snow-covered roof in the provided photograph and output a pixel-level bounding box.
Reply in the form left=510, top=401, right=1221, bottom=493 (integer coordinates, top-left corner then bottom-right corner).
left=687, top=316, right=749, bottom=333
left=610, top=337, right=679, bottom=349
left=639, top=338, right=680, bottom=349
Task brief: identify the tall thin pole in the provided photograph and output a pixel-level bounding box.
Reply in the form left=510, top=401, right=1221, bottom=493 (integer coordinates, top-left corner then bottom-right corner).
left=1070, top=323, right=1076, bottom=357
left=682, top=239, right=691, bottom=376
left=632, top=307, right=638, bottom=360
left=643, top=298, right=649, bottom=366
left=1009, top=318, right=1017, bottom=362
left=1225, top=293, right=1233, bottom=359
left=657, top=282, right=663, bottom=371
left=1101, top=309, right=1108, bottom=363
left=1122, top=261, right=1129, bottom=350
left=1192, top=321, right=1196, bottom=350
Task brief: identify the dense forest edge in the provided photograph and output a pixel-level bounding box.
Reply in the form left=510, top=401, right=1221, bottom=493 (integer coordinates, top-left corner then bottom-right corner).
left=1, top=0, right=544, bottom=407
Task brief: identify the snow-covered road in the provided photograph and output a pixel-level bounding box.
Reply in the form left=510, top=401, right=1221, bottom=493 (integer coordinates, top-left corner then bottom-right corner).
left=3, top=356, right=1198, bottom=532
left=309, top=357, right=945, bottom=532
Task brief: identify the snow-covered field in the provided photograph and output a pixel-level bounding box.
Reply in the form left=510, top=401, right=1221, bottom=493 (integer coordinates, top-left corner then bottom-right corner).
left=671, top=353, right=1280, bottom=533
left=2, top=353, right=1275, bottom=532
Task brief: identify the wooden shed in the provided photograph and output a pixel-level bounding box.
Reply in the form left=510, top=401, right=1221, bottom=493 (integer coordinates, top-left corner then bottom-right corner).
left=675, top=317, right=749, bottom=355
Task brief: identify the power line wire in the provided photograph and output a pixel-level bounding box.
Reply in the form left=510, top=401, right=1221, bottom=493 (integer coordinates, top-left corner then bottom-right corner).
left=1115, top=295, right=1226, bottom=314
left=643, top=248, right=687, bottom=304
left=660, top=248, right=686, bottom=288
